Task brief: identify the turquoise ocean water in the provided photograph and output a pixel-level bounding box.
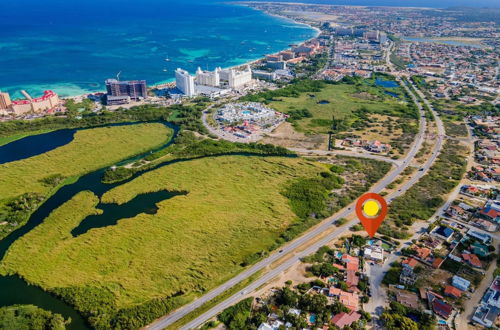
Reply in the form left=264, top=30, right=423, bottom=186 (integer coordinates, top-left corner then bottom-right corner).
left=0, top=0, right=317, bottom=99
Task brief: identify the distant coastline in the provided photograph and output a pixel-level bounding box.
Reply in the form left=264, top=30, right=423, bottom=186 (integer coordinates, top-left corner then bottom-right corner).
left=149, top=4, right=321, bottom=90
left=0, top=1, right=318, bottom=100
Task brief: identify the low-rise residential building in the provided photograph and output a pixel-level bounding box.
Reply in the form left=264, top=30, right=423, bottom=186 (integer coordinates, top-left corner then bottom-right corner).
left=467, top=229, right=492, bottom=244
left=444, top=285, right=462, bottom=299
left=473, top=276, right=500, bottom=327
left=431, top=225, right=455, bottom=242
left=330, top=311, right=361, bottom=328
left=479, top=200, right=500, bottom=223
left=396, top=291, right=420, bottom=309
left=432, top=298, right=453, bottom=319
left=400, top=267, right=417, bottom=286
left=363, top=245, right=384, bottom=262
left=452, top=275, right=471, bottom=292
left=462, top=253, right=482, bottom=268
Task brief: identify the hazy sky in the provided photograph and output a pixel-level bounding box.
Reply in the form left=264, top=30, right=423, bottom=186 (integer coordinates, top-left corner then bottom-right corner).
left=239, top=0, right=500, bottom=8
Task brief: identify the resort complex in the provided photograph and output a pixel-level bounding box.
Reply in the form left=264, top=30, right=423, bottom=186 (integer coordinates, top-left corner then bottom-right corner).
left=212, top=102, right=287, bottom=141
left=173, top=65, right=254, bottom=98
left=0, top=90, right=60, bottom=116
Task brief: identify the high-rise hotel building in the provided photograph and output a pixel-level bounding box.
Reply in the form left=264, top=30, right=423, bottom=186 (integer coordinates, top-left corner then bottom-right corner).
left=175, top=68, right=196, bottom=97
left=105, top=79, right=147, bottom=100
left=195, top=67, right=221, bottom=87
left=223, top=65, right=252, bottom=89
left=0, top=91, right=12, bottom=110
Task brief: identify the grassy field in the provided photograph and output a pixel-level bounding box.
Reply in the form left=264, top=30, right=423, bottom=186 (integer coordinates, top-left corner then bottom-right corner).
left=0, top=123, right=171, bottom=239
left=267, top=83, right=406, bottom=134
left=0, top=155, right=325, bottom=327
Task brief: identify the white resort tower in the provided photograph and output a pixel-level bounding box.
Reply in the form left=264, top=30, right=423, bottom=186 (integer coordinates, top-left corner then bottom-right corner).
left=219, top=65, right=253, bottom=89
left=195, top=67, right=221, bottom=87
left=175, top=68, right=196, bottom=97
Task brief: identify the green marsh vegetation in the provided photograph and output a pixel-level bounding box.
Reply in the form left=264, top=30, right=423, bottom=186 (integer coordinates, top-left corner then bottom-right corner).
left=0, top=304, right=68, bottom=330
left=1, top=152, right=391, bottom=329
left=0, top=123, right=171, bottom=239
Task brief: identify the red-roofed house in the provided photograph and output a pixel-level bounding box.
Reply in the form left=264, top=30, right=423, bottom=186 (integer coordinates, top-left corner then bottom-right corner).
left=346, top=270, right=359, bottom=288
left=432, top=258, right=444, bottom=269
left=432, top=299, right=453, bottom=319
left=342, top=254, right=359, bottom=265
left=339, top=291, right=359, bottom=311
left=331, top=311, right=361, bottom=328
left=342, top=254, right=359, bottom=272
left=329, top=287, right=341, bottom=297
left=333, top=263, right=345, bottom=271
left=346, top=262, right=358, bottom=272
left=402, top=258, right=418, bottom=269
left=415, top=247, right=431, bottom=260
left=480, top=201, right=500, bottom=223
left=444, top=285, right=463, bottom=298
left=462, top=253, right=482, bottom=268
left=329, top=288, right=359, bottom=311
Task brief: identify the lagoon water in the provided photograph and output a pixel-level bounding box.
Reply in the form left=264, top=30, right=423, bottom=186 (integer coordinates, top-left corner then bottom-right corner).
left=0, top=130, right=75, bottom=165
left=0, top=0, right=316, bottom=99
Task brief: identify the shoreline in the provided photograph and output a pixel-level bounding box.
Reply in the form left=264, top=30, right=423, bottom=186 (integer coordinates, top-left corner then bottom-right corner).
left=7, top=5, right=320, bottom=101
left=148, top=4, right=321, bottom=90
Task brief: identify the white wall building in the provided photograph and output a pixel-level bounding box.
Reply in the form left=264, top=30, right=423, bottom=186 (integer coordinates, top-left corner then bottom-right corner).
left=220, top=65, right=252, bottom=89
left=175, top=68, right=196, bottom=97
left=195, top=67, right=220, bottom=87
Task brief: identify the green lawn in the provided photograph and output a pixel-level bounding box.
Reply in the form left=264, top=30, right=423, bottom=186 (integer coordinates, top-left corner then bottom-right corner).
left=0, top=123, right=171, bottom=239
left=0, top=155, right=324, bottom=328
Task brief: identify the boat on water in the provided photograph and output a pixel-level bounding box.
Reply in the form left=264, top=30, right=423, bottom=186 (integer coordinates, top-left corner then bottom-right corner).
left=163, top=69, right=168, bottom=72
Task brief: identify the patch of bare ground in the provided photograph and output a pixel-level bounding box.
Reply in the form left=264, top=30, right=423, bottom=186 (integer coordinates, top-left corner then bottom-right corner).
left=253, top=262, right=311, bottom=298
left=262, top=122, right=327, bottom=150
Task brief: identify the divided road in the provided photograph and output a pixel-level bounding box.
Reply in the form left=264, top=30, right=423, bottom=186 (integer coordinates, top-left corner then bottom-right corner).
left=146, top=79, right=439, bottom=330
left=365, top=80, right=447, bottom=325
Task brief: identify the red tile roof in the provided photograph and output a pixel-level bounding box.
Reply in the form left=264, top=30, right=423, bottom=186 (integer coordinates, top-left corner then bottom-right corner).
left=331, top=311, right=361, bottom=328
left=432, top=299, right=453, bottom=319
left=462, top=253, right=482, bottom=268
left=432, top=258, right=444, bottom=269
left=402, top=257, right=418, bottom=268
left=415, top=247, right=431, bottom=259
left=346, top=270, right=359, bottom=287
left=444, top=285, right=463, bottom=298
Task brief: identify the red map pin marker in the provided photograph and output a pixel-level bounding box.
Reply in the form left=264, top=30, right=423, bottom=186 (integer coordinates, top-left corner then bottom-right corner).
left=355, top=193, right=388, bottom=238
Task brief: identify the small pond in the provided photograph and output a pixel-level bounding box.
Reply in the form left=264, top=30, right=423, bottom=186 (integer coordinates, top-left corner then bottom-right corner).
left=375, top=79, right=399, bottom=88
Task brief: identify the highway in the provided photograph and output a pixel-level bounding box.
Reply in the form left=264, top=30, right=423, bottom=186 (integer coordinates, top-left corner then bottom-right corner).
left=146, top=78, right=439, bottom=330
left=364, top=80, right=448, bottom=325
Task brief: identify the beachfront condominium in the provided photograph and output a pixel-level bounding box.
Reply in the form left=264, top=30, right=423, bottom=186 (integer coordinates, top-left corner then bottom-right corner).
left=2, top=90, right=60, bottom=115
left=219, top=65, right=252, bottom=89
left=0, top=91, right=12, bottom=110
left=195, top=67, right=221, bottom=87
left=105, top=79, right=147, bottom=100
left=175, top=68, right=196, bottom=97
